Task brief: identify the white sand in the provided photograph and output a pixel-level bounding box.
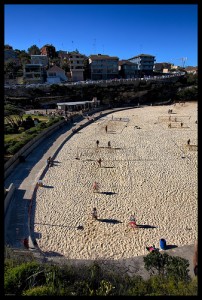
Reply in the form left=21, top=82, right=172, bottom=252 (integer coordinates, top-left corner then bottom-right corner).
left=34, top=102, right=198, bottom=260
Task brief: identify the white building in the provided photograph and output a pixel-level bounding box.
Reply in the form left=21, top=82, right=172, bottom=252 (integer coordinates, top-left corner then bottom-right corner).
left=46, top=65, right=67, bottom=83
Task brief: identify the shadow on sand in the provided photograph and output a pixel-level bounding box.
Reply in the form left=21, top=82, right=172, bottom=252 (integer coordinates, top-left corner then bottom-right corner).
left=41, top=185, right=54, bottom=188
left=98, top=218, right=122, bottom=224
left=164, top=244, right=178, bottom=250
left=137, top=224, right=157, bottom=229
left=99, top=191, right=117, bottom=195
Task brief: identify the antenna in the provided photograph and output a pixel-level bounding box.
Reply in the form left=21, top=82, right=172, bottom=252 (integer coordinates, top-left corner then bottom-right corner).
left=181, top=57, right=187, bottom=68
left=170, top=57, right=187, bottom=68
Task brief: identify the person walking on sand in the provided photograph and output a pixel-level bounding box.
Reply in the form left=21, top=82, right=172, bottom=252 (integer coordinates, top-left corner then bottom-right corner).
left=105, top=125, right=108, bottom=133
left=187, top=139, right=190, bottom=145
left=108, top=141, right=111, bottom=148
left=97, top=158, right=102, bottom=167
left=96, top=140, right=99, bottom=148
left=92, top=181, right=99, bottom=192
left=91, top=207, right=98, bottom=220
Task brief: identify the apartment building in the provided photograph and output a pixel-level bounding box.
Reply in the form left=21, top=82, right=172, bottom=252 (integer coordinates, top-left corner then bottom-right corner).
left=128, top=54, right=155, bottom=76
left=23, top=64, right=46, bottom=84
left=89, top=54, right=119, bottom=80
left=67, top=51, right=85, bottom=82
left=31, top=55, right=49, bottom=68
left=118, top=60, right=138, bottom=78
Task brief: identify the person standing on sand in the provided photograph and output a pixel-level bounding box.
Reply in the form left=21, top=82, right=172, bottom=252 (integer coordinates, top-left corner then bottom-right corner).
left=47, top=156, right=52, bottom=167
left=96, top=140, right=99, bottom=148
left=105, top=125, right=108, bottom=133
left=108, top=141, right=111, bottom=148
left=92, top=181, right=99, bottom=192
left=129, top=214, right=137, bottom=229
left=91, top=207, right=98, bottom=220
left=97, top=158, right=102, bottom=167
left=187, top=139, right=190, bottom=145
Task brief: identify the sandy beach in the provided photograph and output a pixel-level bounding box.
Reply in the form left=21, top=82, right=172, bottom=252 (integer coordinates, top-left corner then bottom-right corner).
left=33, top=102, right=197, bottom=260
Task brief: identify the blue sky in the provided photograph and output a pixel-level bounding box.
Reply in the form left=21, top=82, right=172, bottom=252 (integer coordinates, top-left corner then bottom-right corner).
left=4, top=4, right=198, bottom=66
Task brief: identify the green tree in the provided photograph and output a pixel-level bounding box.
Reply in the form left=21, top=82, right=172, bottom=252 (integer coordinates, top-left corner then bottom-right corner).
left=61, top=62, right=70, bottom=72
left=17, top=50, right=31, bottom=66
left=27, top=44, right=41, bottom=55
left=4, top=60, right=17, bottom=78
left=4, top=104, right=25, bottom=132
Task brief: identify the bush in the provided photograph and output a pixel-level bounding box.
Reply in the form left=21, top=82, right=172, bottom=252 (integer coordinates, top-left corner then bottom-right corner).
left=4, top=125, right=18, bottom=134
left=6, top=134, right=37, bottom=155
left=18, top=127, right=25, bottom=133
left=4, top=256, right=198, bottom=296
left=47, top=117, right=62, bottom=126
left=143, top=251, right=190, bottom=282
left=37, top=121, right=47, bottom=129
left=22, top=285, right=61, bottom=296
left=7, top=141, right=25, bottom=155
left=4, top=261, right=41, bottom=295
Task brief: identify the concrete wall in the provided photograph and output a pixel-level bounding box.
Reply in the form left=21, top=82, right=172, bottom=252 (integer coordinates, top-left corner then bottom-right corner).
left=4, top=183, right=15, bottom=216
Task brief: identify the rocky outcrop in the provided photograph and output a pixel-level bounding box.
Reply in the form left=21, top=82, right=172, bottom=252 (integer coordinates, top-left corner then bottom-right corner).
left=4, top=76, right=191, bottom=108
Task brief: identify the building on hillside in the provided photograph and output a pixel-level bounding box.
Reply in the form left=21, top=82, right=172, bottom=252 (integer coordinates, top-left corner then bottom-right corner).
left=153, top=62, right=173, bottom=73
left=57, top=97, right=100, bottom=112
left=31, top=55, right=49, bottom=68
left=46, top=65, right=67, bottom=83
left=40, top=44, right=57, bottom=58
left=89, top=54, right=119, bottom=80
left=128, top=54, right=155, bottom=77
left=67, top=51, right=85, bottom=82
left=118, top=60, right=138, bottom=78
left=23, top=64, right=46, bottom=84
left=185, top=66, right=198, bottom=75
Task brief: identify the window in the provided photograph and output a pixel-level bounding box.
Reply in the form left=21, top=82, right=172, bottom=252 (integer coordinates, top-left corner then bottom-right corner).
left=49, top=72, right=56, bottom=77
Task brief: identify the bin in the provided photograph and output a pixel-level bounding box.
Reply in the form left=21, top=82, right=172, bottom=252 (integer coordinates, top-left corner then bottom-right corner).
left=160, top=238, right=166, bottom=250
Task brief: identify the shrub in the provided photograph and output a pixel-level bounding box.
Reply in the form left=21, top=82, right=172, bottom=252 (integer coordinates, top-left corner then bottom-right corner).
left=125, top=275, right=148, bottom=296
left=47, top=117, right=62, bottom=126
left=18, top=127, right=25, bottom=133
left=4, top=125, right=18, bottom=134
left=37, top=121, right=47, bottom=129
left=7, top=142, right=25, bottom=155
left=143, top=251, right=190, bottom=282
left=4, top=261, right=41, bottom=295
left=22, top=285, right=62, bottom=296
left=6, top=135, right=36, bottom=155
